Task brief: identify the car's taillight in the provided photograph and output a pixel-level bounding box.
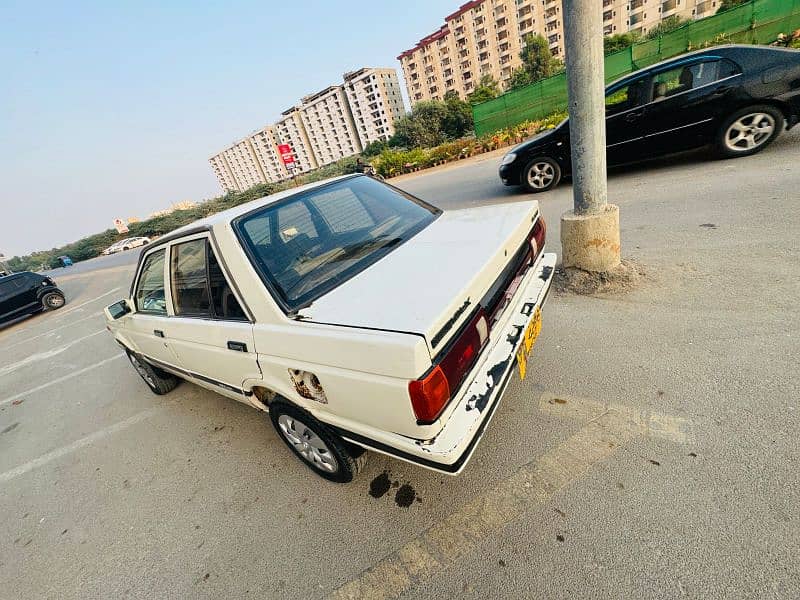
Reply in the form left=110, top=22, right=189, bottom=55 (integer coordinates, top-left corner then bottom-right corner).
left=409, top=309, right=490, bottom=424
left=529, top=216, right=546, bottom=258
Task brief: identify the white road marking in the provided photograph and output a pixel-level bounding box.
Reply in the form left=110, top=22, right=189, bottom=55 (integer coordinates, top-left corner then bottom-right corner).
left=0, top=354, right=125, bottom=407
left=0, top=330, right=106, bottom=377
left=49, top=287, right=121, bottom=320
left=0, top=312, right=104, bottom=351
left=330, top=410, right=641, bottom=600
left=0, top=403, right=167, bottom=484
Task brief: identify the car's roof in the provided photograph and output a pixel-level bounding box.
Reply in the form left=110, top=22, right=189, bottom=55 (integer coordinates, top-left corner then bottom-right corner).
left=607, top=44, right=789, bottom=88
left=150, top=174, right=360, bottom=246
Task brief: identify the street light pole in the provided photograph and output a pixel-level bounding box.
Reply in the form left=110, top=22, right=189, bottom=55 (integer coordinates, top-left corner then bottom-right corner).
left=560, top=0, right=621, bottom=272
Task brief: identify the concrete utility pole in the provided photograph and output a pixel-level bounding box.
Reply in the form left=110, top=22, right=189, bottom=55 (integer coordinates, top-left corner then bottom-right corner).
left=560, top=0, right=621, bottom=272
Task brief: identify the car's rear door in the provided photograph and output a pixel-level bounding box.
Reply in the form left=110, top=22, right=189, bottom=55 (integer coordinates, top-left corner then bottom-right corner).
left=642, top=58, right=742, bottom=154
left=163, top=234, right=261, bottom=401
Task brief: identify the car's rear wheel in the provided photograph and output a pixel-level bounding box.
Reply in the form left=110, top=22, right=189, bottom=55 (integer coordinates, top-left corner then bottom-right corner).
left=128, top=352, right=179, bottom=395
left=522, top=157, right=561, bottom=193
left=41, top=292, right=65, bottom=310
left=269, top=401, right=366, bottom=483
left=717, top=105, right=783, bottom=158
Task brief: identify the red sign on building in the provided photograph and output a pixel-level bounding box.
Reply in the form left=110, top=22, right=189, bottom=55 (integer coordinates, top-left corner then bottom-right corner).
left=277, top=144, right=295, bottom=165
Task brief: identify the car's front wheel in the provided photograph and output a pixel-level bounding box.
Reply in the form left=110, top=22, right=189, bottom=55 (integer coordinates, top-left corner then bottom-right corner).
left=269, top=401, right=366, bottom=483
left=522, top=157, right=562, bottom=193
left=127, top=352, right=179, bottom=395
left=717, top=105, right=783, bottom=158
left=41, top=291, right=65, bottom=310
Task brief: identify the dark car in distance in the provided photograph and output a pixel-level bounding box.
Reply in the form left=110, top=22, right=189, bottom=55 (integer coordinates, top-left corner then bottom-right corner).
left=0, top=272, right=66, bottom=325
left=499, top=45, right=800, bottom=192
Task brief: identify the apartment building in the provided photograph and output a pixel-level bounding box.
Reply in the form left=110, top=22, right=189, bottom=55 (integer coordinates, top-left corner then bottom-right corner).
left=399, top=0, right=721, bottom=105
left=209, top=66, right=406, bottom=192
left=344, top=68, right=406, bottom=148
left=298, top=86, right=361, bottom=167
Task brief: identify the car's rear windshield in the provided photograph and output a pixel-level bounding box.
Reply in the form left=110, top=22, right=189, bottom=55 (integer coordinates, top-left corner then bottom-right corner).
left=234, top=176, right=440, bottom=313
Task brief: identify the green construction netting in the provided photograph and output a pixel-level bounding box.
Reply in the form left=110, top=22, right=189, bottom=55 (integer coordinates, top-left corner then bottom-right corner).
left=473, top=0, right=800, bottom=136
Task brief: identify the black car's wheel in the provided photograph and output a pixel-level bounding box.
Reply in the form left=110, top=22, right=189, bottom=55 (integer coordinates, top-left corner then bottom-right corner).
left=522, top=157, right=562, bottom=193
left=128, top=352, right=179, bottom=395
left=269, top=401, right=366, bottom=483
left=717, top=105, right=783, bottom=158
left=41, top=291, right=65, bottom=310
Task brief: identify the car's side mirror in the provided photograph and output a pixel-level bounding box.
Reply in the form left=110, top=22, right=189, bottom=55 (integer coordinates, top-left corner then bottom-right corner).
left=107, top=299, right=132, bottom=320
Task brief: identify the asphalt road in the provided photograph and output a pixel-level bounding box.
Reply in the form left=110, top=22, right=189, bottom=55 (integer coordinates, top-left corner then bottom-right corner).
left=2, top=131, right=799, bottom=599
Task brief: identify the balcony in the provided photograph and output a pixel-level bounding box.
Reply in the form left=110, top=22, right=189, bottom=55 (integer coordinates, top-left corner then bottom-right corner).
left=662, top=0, right=678, bottom=14
left=630, top=0, right=644, bottom=10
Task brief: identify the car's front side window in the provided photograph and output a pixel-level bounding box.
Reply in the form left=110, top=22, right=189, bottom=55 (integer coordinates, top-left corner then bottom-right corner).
left=606, top=78, right=650, bottom=115
left=135, top=249, right=167, bottom=315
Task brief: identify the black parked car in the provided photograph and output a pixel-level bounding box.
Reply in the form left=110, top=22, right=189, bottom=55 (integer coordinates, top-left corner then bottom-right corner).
left=0, top=272, right=66, bottom=324
left=499, top=45, right=800, bottom=192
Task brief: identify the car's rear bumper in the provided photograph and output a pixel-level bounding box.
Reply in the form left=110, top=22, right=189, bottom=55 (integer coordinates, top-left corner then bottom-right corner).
left=333, top=251, right=557, bottom=474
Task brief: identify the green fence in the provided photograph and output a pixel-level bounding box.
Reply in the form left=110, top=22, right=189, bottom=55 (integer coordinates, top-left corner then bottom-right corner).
left=473, top=0, right=800, bottom=136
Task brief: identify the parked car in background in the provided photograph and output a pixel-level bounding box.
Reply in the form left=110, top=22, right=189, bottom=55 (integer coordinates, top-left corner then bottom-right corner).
left=57, top=255, right=73, bottom=267
left=101, top=237, right=151, bottom=255
left=105, top=175, right=555, bottom=483
left=0, top=272, right=66, bottom=324
left=499, top=45, right=800, bottom=192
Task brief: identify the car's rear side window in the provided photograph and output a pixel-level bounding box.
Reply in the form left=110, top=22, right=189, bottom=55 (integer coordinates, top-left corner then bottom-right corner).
left=170, top=239, right=247, bottom=321
left=135, top=250, right=167, bottom=315
left=234, top=176, right=440, bottom=312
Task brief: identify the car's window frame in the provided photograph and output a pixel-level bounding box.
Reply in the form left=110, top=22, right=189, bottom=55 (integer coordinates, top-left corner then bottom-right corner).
left=167, top=233, right=249, bottom=323
left=133, top=248, right=169, bottom=316
left=604, top=55, right=743, bottom=119
left=232, top=175, right=442, bottom=315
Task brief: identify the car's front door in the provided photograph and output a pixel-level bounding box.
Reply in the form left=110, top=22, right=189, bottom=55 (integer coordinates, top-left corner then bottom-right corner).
left=642, top=58, right=742, bottom=154
left=604, top=74, right=653, bottom=166
left=127, top=248, right=182, bottom=371
left=163, top=235, right=260, bottom=402
left=0, top=275, right=35, bottom=319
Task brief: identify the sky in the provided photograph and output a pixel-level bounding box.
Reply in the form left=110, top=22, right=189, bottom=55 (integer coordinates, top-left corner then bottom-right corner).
left=0, top=0, right=457, bottom=257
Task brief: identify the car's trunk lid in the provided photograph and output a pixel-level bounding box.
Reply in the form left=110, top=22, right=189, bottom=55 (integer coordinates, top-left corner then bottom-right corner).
left=297, top=201, right=539, bottom=357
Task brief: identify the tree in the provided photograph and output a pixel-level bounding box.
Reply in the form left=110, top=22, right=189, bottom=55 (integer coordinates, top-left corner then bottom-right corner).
left=645, top=15, right=688, bottom=39
left=442, top=90, right=473, bottom=139
left=518, top=34, right=562, bottom=84
left=604, top=31, right=640, bottom=54
left=506, top=67, right=533, bottom=91
left=717, top=0, right=748, bottom=13
left=392, top=101, right=449, bottom=148
left=361, top=139, right=388, bottom=158
left=467, top=74, right=501, bottom=104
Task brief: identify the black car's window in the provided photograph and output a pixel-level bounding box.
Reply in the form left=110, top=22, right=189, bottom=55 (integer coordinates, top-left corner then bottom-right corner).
left=170, top=238, right=246, bottom=320
left=135, top=250, right=167, bottom=315
left=171, top=239, right=211, bottom=317
left=235, top=176, right=440, bottom=312
left=606, top=78, right=650, bottom=115
left=651, top=59, right=741, bottom=102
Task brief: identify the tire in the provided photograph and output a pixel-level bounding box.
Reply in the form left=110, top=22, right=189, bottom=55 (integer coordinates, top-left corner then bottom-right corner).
left=521, top=156, right=562, bottom=193
left=127, top=352, right=179, bottom=395
left=716, top=105, right=783, bottom=158
left=269, top=401, right=367, bottom=483
left=41, top=291, right=65, bottom=311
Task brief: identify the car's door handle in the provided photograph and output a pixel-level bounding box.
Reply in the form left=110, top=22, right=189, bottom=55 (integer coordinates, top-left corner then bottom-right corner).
left=711, top=86, right=732, bottom=96
left=624, top=111, right=643, bottom=122
left=154, top=330, right=164, bottom=338
left=227, top=341, right=248, bottom=352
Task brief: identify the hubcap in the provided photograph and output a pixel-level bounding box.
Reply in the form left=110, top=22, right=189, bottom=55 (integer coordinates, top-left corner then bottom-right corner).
left=130, top=355, right=156, bottom=388
left=47, top=295, right=64, bottom=308
left=277, top=415, right=338, bottom=473
left=725, top=113, right=775, bottom=152
left=527, top=161, right=556, bottom=189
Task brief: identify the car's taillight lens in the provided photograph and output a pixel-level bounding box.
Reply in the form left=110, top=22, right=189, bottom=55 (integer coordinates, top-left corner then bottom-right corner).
left=529, top=216, right=546, bottom=258
left=409, top=309, right=490, bottom=424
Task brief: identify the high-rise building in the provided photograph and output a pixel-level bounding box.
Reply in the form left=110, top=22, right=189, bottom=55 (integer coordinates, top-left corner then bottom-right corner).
left=344, top=68, right=406, bottom=148
left=298, top=86, right=362, bottom=167
left=398, top=0, right=720, bottom=105
left=209, top=67, right=406, bottom=192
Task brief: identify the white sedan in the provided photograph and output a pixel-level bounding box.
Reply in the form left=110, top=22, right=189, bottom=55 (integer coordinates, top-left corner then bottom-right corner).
left=104, top=175, right=555, bottom=483
left=101, top=237, right=150, bottom=255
